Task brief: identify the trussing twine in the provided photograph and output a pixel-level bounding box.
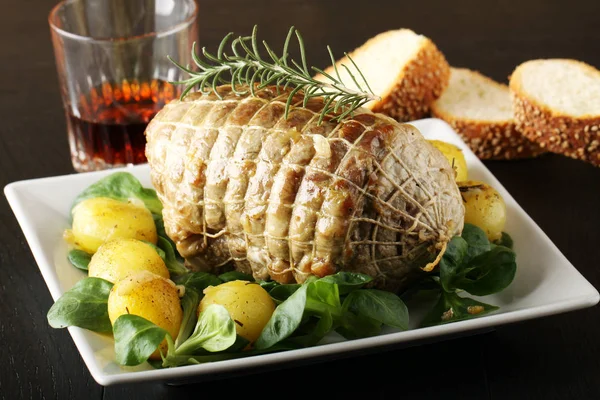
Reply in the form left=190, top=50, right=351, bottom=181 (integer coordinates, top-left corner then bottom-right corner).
left=158, top=90, right=450, bottom=280
left=421, top=240, right=447, bottom=272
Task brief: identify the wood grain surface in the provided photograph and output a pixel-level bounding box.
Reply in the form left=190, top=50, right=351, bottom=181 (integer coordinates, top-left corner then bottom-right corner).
left=1, top=0, right=599, bottom=399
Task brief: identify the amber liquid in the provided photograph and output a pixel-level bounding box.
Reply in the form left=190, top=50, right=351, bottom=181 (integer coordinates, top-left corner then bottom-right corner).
left=68, top=79, right=176, bottom=172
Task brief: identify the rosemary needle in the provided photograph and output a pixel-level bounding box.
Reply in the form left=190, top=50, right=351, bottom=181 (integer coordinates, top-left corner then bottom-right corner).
left=168, top=25, right=381, bottom=123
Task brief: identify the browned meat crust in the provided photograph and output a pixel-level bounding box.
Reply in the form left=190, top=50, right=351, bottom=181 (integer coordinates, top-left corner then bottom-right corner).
left=145, top=85, right=464, bottom=292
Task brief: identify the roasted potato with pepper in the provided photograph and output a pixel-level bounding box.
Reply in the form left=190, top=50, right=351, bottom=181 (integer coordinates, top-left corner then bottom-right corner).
left=67, top=197, right=158, bottom=253
left=108, top=271, right=182, bottom=359
left=458, top=180, right=507, bottom=241
left=88, top=238, right=169, bottom=284
left=198, top=280, right=276, bottom=345
left=429, top=140, right=468, bottom=182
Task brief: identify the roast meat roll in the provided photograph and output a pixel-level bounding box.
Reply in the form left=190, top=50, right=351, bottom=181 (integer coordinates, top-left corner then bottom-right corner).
left=145, top=85, right=464, bottom=292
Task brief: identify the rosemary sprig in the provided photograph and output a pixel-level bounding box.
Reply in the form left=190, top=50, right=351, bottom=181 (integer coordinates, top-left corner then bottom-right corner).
left=168, top=25, right=381, bottom=124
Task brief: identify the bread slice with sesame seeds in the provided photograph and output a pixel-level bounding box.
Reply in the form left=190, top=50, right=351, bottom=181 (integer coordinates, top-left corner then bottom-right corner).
left=313, top=29, right=450, bottom=122
left=510, top=59, right=600, bottom=167
left=432, top=67, right=544, bottom=160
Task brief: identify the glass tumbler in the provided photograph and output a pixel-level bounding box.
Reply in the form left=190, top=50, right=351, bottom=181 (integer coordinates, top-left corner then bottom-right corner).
left=49, top=0, right=198, bottom=172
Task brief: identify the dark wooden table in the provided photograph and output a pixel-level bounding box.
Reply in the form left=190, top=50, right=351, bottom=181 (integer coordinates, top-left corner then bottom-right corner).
left=2, top=0, right=600, bottom=399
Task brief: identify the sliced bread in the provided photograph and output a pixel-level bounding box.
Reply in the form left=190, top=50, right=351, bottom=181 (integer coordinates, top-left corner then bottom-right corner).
left=313, top=29, right=450, bottom=122
left=431, top=67, right=544, bottom=160
left=510, top=59, right=600, bottom=167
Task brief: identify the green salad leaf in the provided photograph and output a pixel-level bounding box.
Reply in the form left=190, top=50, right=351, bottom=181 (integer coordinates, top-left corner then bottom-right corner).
left=218, top=271, right=254, bottom=283
left=439, top=236, right=469, bottom=292
left=268, top=283, right=301, bottom=303
left=47, top=277, right=113, bottom=332
left=494, top=232, right=514, bottom=249
left=175, top=288, right=201, bottom=348
left=318, top=272, right=373, bottom=295
left=457, top=246, right=517, bottom=296
left=420, top=291, right=499, bottom=327
left=71, top=172, right=162, bottom=215
left=418, top=223, right=517, bottom=327
left=460, top=223, right=491, bottom=262
left=342, top=289, right=409, bottom=330
left=173, top=272, right=222, bottom=293
left=67, top=249, right=92, bottom=271
left=113, top=314, right=168, bottom=366
left=256, top=272, right=409, bottom=349
left=163, top=305, right=238, bottom=367
left=306, top=280, right=342, bottom=316
left=255, top=284, right=309, bottom=349
left=156, top=236, right=188, bottom=276
left=174, top=304, right=237, bottom=355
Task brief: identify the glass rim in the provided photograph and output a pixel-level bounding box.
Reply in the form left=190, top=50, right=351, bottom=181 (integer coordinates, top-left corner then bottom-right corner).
left=48, top=0, right=198, bottom=43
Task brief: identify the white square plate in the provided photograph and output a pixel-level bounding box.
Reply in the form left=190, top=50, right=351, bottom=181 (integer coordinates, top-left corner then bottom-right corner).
left=5, top=118, right=599, bottom=386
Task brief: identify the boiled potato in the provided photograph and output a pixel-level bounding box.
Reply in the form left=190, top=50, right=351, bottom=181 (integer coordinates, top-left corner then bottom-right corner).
left=459, top=180, right=507, bottom=241
left=198, top=280, right=276, bottom=345
left=429, top=140, right=468, bottom=181
left=88, top=238, right=169, bottom=284
left=108, top=271, right=182, bottom=359
left=68, top=197, right=157, bottom=253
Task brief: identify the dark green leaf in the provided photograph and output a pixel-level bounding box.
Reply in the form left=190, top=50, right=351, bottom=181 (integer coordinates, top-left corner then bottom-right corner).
left=318, top=272, right=373, bottom=294
left=259, top=280, right=280, bottom=291
left=156, top=236, right=188, bottom=276
left=67, top=249, right=92, bottom=271
left=173, top=272, right=222, bottom=293
left=175, top=289, right=201, bottom=348
left=175, top=304, right=237, bottom=355
left=152, top=214, right=178, bottom=251
left=461, top=223, right=491, bottom=262
left=458, top=246, right=517, bottom=296
left=269, top=283, right=301, bottom=303
left=47, top=277, right=113, bottom=332
left=226, top=335, right=251, bottom=352
left=342, top=289, right=408, bottom=330
left=439, top=236, right=468, bottom=292
left=336, top=312, right=382, bottom=339
left=494, top=232, right=514, bottom=249
left=147, top=359, right=165, bottom=369
left=113, top=314, right=167, bottom=366
left=287, top=312, right=333, bottom=347
left=400, top=276, right=441, bottom=302
left=255, top=284, right=308, bottom=349
left=218, top=271, right=254, bottom=282
left=162, top=342, right=298, bottom=367
left=72, top=172, right=162, bottom=215
left=420, top=291, right=499, bottom=327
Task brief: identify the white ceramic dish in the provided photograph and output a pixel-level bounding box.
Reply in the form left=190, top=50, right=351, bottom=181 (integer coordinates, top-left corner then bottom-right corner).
left=5, top=118, right=599, bottom=386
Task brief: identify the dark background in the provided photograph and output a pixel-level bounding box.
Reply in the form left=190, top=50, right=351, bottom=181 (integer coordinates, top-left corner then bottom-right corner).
left=2, top=0, right=600, bottom=399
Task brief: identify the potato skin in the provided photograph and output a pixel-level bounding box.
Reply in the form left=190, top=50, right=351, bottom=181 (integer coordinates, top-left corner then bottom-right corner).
left=71, top=197, right=158, bottom=253
left=88, top=238, right=169, bottom=284
left=108, top=271, right=182, bottom=359
left=198, top=280, right=276, bottom=345
left=459, top=180, right=507, bottom=241
left=429, top=140, right=468, bottom=182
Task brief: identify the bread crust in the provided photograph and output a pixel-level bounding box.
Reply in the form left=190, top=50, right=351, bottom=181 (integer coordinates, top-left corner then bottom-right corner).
left=316, top=30, right=450, bottom=123
left=431, top=109, right=544, bottom=160
left=510, top=60, right=600, bottom=167
left=370, top=38, right=450, bottom=122
left=431, top=68, right=543, bottom=160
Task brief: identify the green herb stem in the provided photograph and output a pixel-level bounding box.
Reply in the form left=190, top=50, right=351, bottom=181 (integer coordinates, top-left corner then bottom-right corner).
left=169, top=25, right=381, bottom=124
